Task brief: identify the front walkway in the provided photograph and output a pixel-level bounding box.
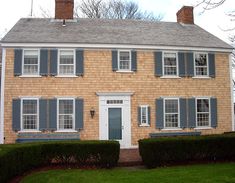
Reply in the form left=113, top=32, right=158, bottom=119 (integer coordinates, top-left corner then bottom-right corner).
left=118, top=148, right=142, bottom=166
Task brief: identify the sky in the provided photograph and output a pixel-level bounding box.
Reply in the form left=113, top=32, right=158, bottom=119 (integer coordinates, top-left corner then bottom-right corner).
left=0, top=0, right=234, bottom=43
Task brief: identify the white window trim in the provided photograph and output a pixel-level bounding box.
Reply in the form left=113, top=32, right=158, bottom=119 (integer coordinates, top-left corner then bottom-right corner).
left=118, top=50, right=131, bottom=71
left=20, top=97, right=39, bottom=132
left=22, top=49, right=40, bottom=76
left=163, top=98, right=180, bottom=129
left=195, top=97, right=211, bottom=128
left=162, top=51, right=179, bottom=77
left=194, top=52, right=209, bottom=77
left=56, top=98, right=76, bottom=132
left=57, top=49, right=76, bottom=76
left=139, top=105, right=150, bottom=127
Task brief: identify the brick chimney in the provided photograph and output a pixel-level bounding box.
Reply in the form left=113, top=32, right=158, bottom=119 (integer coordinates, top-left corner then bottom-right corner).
left=177, top=6, right=194, bottom=24
left=55, top=0, right=74, bottom=19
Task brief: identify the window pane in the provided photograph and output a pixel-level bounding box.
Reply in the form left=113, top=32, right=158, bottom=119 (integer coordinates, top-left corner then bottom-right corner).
left=59, top=115, right=73, bottom=129
left=59, top=65, right=74, bottom=74
left=24, top=56, right=38, bottom=65
left=119, top=60, right=130, bottom=70
left=165, top=100, right=178, bottom=113
left=59, top=100, right=73, bottom=114
left=165, top=114, right=178, bottom=127
left=141, top=107, right=147, bottom=124
left=23, top=100, right=37, bottom=114
left=196, top=67, right=207, bottom=76
left=164, top=67, right=177, bottom=75
left=195, top=54, right=207, bottom=66
left=197, top=99, right=209, bottom=112
left=119, top=51, right=130, bottom=61
left=23, top=115, right=37, bottom=129
left=24, top=65, right=38, bottom=74
left=197, top=113, right=209, bottom=126
left=164, top=53, right=176, bottom=66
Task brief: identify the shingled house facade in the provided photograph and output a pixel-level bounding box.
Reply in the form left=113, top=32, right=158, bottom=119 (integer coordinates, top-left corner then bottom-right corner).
left=0, top=0, right=234, bottom=148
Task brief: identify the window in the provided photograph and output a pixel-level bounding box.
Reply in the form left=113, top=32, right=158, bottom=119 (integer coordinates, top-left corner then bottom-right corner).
left=163, top=52, right=178, bottom=76
left=196, top=98, right=210, bottom=127
left=21, top=99, right=38, bottom=130
left=194, top=53, right=208, bottom=76
left=107, top=100, right=123, bottom=104
left=140, top=105, right=149, bottom=126
left=58, top=50, right=75, bottom=75
left=164, top=99, right=179, bottom=128
left=118, top=51, right=131, bottom=70
left=23, top=50, right=39, bottom=75
left=58, top=99, right=75, bottom=130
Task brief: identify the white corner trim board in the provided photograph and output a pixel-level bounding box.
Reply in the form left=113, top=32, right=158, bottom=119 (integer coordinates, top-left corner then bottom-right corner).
left=229, top=54, right=235, bottom=131
left=0, top=48, right=6, bottom=144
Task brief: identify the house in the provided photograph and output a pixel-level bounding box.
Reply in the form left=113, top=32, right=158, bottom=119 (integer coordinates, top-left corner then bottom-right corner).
left=0, top=0, right=234, bottom=148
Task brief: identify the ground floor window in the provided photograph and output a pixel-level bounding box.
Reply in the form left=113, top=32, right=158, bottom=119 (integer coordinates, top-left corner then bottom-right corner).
left=196, top=98, right=210, bottom=127
left=22, top=99, right=38, bottom=130
left=164, top=98, right=179, bottom=128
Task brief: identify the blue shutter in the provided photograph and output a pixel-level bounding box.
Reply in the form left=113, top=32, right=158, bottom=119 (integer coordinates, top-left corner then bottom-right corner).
left=156, top=98, right=164, bottom=129
left=188, top=98, right=196, bottom=128
left=178, top=52, right=186, bottom=77
left=155, top=51, right=162, bottom=76
left=210, top=98, right=217, bottom=128
left=186, top=52, right=194, bottom=77
left=12, top=99, right=21, bottom=131
left=180, top=98, right=187, bottom=128
left=40, top=49, right=48, bottom=76
left=148, top=106, right=151, bottom=126
left=49, top=99, right=57, bottom=130
left=39, top=99, right=48, bottom=131
left=14, top=49, right=22, bottom=76
left=76, top=49, right=84, bottom=76
left=112, top=50, right=118, bottom=71
left=209, top=53, right=215, bottom=78
left=50, top=49, right=58, bottom=76
left=75, top=98, right=84, bottom=130
left=131, top=50, right=137, bottom=71
left=138, top=107, right=141, bottom=126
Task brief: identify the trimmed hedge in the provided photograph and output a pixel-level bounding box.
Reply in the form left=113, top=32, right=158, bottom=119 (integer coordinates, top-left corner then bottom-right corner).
left=139, top=134, right=235, bottom=168
left=0, top=140, right=120, bottom=183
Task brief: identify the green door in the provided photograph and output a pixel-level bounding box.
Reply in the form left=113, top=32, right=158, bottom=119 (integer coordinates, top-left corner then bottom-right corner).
left=108, top=108, right=122, bottom=140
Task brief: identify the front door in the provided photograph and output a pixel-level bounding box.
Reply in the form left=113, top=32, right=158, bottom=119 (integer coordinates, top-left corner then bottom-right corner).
left=99, top=95, right=131, bottom=148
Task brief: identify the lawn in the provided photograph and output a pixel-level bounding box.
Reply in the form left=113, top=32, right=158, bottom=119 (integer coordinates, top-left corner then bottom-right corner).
left=21, top=163, right=235, bottom=183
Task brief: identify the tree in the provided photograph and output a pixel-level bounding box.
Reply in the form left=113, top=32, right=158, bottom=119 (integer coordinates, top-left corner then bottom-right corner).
left=75, top=0, right=162, bottom=21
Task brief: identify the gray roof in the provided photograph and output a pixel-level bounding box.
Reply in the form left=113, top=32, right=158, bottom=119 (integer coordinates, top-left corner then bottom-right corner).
left=1, top=18, right=232, bottom=50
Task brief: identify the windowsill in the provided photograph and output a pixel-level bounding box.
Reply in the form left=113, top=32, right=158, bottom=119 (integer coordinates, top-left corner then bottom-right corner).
left=55, top=75, right=78, bottom=78
left=55, top=130, right=78, bottom=133
left=160, top=76, right=181, bottom=79
left=192, top=76, right=211, bottom=79
left=19, top=75, right=42, bottom=78
left=18, top=130, right=41, bottom=133
left=116, top=70, right=134, bottom=73
left=161, top=128, right=183, bottom=131
left=139, top=124, right=150, bottom=127
left=194, top=127, right=213, bottom=130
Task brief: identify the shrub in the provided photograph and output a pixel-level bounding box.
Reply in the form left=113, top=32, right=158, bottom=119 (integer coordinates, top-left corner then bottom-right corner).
left=139, top=134, right=235, bottom=168
left=0, top=140, right=120, bottom=183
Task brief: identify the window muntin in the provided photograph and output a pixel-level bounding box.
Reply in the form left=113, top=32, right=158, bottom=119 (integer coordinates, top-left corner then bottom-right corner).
left=196, top=98, right=210, bottom=127
left=23, top=50, right=39, bottom=75
left=58, top=99, right=75, bottom=130
left=140, top=106, right=149, bottom=125
left=59, top=50, right=75, bottom=75
left=118, top=51, right=131, bottom=70
left=164, top=99, right=179, bottom=128
left=22, top=99, right=38, bottom=130
left=163, top=52, right=177, bottom=76
left=195, top=53, right=208, bottom=76
left=107, top=100, right=123, bottom=104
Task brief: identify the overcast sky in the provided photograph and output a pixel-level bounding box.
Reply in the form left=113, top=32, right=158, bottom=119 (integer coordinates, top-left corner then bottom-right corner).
left=0, top=0, right=234, bottom=44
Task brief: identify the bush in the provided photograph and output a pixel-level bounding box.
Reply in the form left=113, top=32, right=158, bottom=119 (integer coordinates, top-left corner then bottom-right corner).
left=139, top=134, right=235, bottom=168
left=0, top=140, right=120, bottom=183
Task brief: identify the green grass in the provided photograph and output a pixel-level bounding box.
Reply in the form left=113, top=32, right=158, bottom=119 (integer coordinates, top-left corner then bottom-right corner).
left=21, top=163, right=235, bottom=183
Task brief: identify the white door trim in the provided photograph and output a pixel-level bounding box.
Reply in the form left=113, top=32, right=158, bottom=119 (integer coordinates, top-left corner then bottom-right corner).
left=99, top=94, right=131, bottom=148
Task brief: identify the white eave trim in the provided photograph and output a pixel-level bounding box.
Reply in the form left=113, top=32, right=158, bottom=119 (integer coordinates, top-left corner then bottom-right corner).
left=0, top=43, right=233, bottom=53
left=96, top=92, right=134, bottom=96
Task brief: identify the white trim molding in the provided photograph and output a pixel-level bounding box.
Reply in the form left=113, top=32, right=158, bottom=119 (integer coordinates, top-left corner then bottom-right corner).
left=1, top=43, right=233, bottom=53
left=0, top=48, right=6, bottom=144
left=229, top=54, right=235, bottom=131
left=96, top=92, right=134, bottom=96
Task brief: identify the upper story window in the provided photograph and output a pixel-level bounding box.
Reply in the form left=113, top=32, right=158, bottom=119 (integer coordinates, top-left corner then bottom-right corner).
left=194, top=53, right=208, bottom=76
left=163, top=52, right=178, bottom=76
left=196, top=98, right=210, bottom=127
left=58, top=50, right=75, bottom=75
left=21, top=98, right=38, bottom=131
left=164, top=98, right=179, bottom=128
left=58, top=99, right=75, bottom=130
left=23, top=50, right=39, bottom=75
left=118, top=50, right=131, bottom=71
